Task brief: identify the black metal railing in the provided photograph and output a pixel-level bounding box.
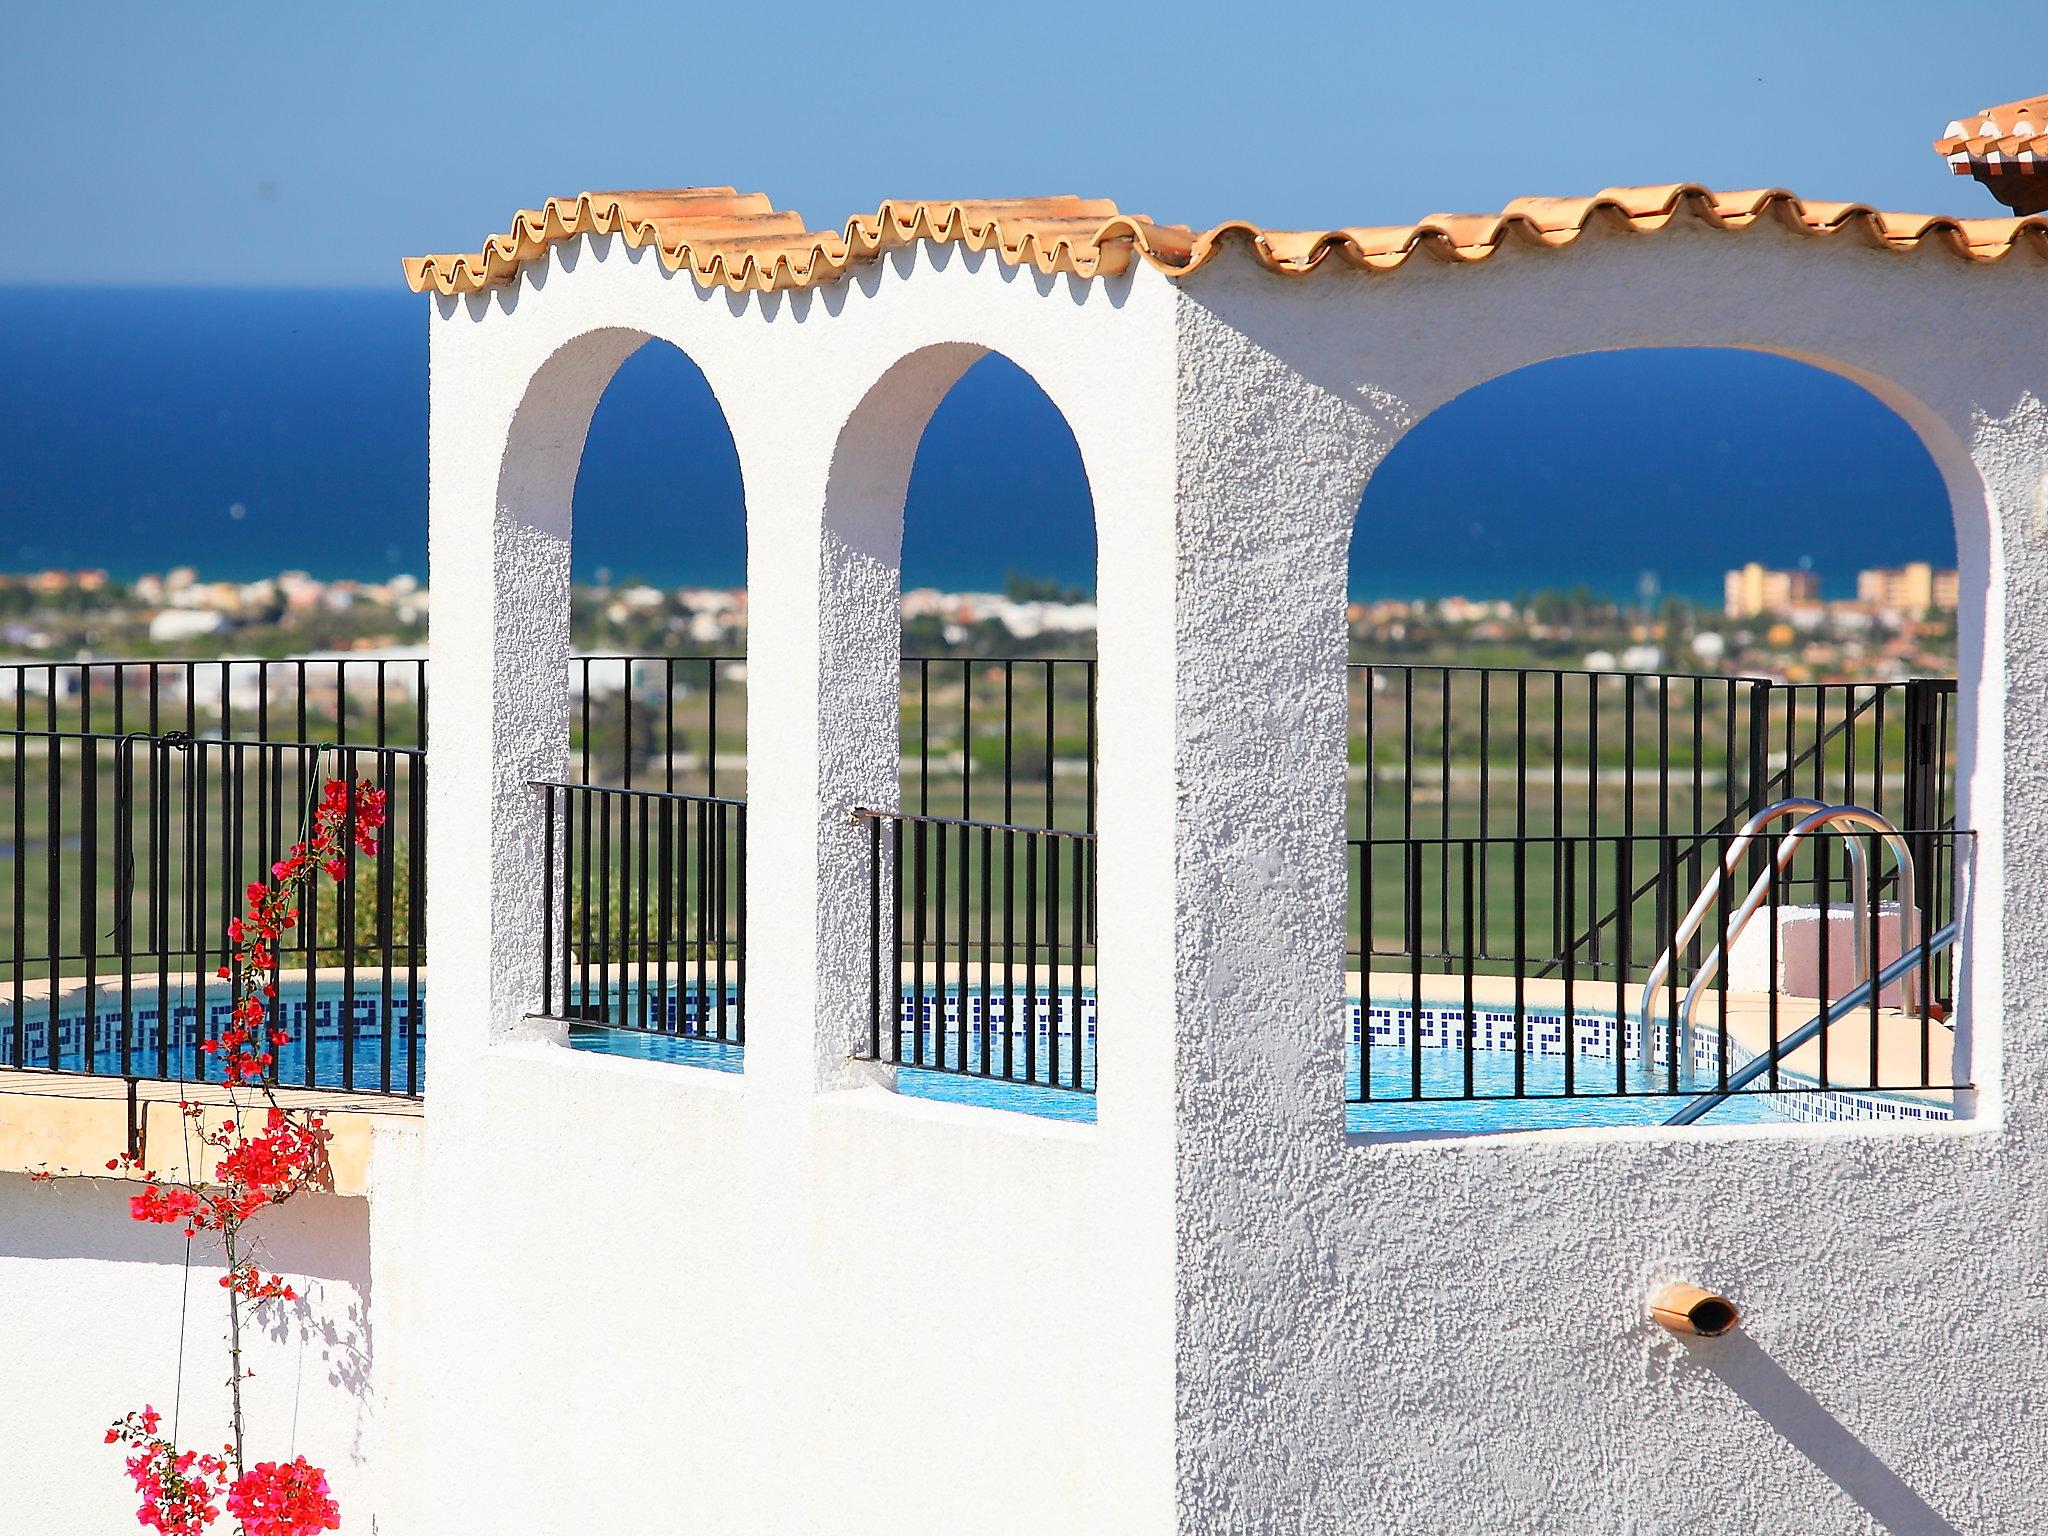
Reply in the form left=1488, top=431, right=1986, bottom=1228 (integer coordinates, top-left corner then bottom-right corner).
left=3, top=649, right=1965, bottom=1116
left=535, top=781, right=746, bottom=1046
left=1346, top=826, right=1968, bottom=1114
left=856, top=808, right=1095, bottom=1094
left=0, top=729, right=424, bottom=1094
left=1348, top=667, right=1957, bottom=977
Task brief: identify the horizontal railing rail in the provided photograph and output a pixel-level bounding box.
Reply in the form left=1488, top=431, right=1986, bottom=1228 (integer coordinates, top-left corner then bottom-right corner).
left=0, top=728, right=424, bottom=1095
left=854, top=807, right=1095, bottom=1094
left=534, top=780, right=746, bottom=1047
left=1346, top=826, right=1969, bottom=1110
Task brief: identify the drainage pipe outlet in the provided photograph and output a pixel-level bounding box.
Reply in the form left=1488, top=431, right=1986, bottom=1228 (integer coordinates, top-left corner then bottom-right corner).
left=1650, top=1283, right=1740, bottom=1337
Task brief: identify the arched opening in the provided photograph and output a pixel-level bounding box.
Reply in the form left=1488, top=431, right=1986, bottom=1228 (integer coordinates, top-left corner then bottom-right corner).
left=840, top=347, right=1100, bottom=1115
left=542, top=336, right=750, bottom=1062
left=569, top=338, right=747, bottom=794
left=899, top=352, right=1097, bottom=832
left=1342, top=348, right=1963, bottom=1135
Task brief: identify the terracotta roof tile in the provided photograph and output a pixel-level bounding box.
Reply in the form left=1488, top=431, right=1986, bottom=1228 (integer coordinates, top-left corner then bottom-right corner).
left=404, top=185, right=2048, bottom=297
left=1934, top=93, right=2048, bottom=213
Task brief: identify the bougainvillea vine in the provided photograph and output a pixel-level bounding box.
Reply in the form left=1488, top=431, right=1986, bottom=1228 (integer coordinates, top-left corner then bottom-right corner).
left=92, top=772, right=385, bottom=1533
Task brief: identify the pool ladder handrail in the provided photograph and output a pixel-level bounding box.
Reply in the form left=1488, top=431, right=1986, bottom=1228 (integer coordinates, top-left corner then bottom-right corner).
left=1638, top=801, right=1917, bottom=1082
left=1663, top=917, right=1958, bottom=1125
left=1636, top=800, right=1851, bottom=1030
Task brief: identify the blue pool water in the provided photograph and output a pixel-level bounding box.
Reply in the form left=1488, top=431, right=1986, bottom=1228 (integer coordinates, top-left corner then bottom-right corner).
left=561, top=985, right=1944, bottom=1131
left=563, top=1022, right=1804, bottom=1131
left=1, top=981, right=423, bottom=1094
left=6, top=978, right=1943, bottom=1131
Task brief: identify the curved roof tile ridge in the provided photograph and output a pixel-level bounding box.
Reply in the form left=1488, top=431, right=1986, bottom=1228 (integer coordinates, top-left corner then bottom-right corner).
left=404, top=185, right=2048, bottom=297
left=1934, top=90, right=2048, bottom=214
left=1935, top=92, right=2048, bottom=162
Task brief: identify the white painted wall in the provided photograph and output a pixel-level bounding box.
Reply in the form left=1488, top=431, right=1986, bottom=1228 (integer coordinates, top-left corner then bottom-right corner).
left=413, top=220, right=2048, bottom=1535
left=418, top=236, right=1183, bottom=1534
left=0, top=1171, right=383, bottom=1528
left=1165, top=224, right=2046, bottom=1535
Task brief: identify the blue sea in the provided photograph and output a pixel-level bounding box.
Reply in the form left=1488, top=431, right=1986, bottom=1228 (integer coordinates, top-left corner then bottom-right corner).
left=0, top=287, right=1953, bottom=602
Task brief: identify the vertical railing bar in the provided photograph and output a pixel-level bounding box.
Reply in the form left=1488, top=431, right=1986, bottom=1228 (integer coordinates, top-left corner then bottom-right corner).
left=1614, top=836, right=1631, bottom=1096
left=979, top=824, right=993, bottom=1080
left=1816, top=831, right=1832, bottom=1089
left=402, top=750, right=426, bottom=1089
left=1662, top=836, right=1679, bottom=1095
left=11, top=678, right=26, bottom=1073
left=912, top=818, right=927, bottom=1068
left=81, top=734, right=100, bottom=1075
left=694, top=798, right=709, bottom=1039
left=1357, top=839, right=1371, bottom=1102
left=1003, top=827, right=1015, bottom=1081
left=656, top=784, right=673, bottom=1034
left=733, top=800, right=747, bottom=1046
left=1512, top=837, right=1526, bottom=1100
left=1024, top=835, right=1040, bottom=1089
left=1918, top=837, right=1935, bottom=1089
left=1550, top=673, right=1563, bottom=955
left=1478, top=671, right=1491, bottom=951
left=867, top=813, right=881, bottom=1059
left=1408, top=840, right=1423, bottom=1101
left=1460, top=840, right=1475, bottom=1100
left=934, top=810, right=949, bottom=1069
left=1438, top=668, right=1451, bottom=958
left=45, top=720, right=62, bottom=1067
left=542, top=786, right=556, bottom=1018
left=1713, top=828, right=1730, bottom=1095
left=1044, top=659, right=1056, bottom=833
left=1867, top=830, right=1883, bottom=1090
left=1047, top=833, right=1061, bottom=1089
left=714, top=803, right=729, bottom=1043
left=340, top=761, right=359, bottom=1091
left=1070, top=825, right=1086, bottom=1092
left=1562, top=838, right=1576, bottom=1099
left=636, top=787, right=651, bottom=1029
left=705, top=658, right=718, bottom=800
left=958, top=820, right=970, bottom=1073
left=601, top=786, right=617, bottom=1029
left=889, top=817, right=904, bottom=1064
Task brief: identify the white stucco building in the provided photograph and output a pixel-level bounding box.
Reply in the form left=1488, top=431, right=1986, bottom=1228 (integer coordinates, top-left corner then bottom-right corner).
left=9, top=163, right=2048, bottom=1533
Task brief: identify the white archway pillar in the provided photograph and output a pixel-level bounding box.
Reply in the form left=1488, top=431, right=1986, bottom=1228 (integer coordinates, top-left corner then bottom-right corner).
left=424, top=311, right=645, bottom=1066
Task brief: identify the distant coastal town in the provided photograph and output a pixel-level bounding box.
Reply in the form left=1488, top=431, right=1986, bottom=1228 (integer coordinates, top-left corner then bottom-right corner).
left=0, top=558, right=1957, bottom=690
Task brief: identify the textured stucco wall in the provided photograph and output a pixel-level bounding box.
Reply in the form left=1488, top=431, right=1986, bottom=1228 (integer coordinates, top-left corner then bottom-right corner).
left=415, top=218, right=2048, bottom=1535
left=1166, top=224, right=2045, bottom=1535
left=0, top=1168, right=397, bottom=1528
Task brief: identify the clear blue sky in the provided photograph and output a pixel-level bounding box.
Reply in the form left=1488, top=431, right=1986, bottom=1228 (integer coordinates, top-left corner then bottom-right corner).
left=1, top=2, right=2027, bottom=288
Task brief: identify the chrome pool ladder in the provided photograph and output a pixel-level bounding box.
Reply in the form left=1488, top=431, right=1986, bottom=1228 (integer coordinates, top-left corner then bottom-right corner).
left=1637, top=800, right=1918, bottom=1085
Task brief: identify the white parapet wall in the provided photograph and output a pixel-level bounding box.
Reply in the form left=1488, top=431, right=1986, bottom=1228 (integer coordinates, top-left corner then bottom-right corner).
left=401, top=202, right=2048, bottom=1536
left=0, top=1113, right=423, bottom=1531
left=416, top=232, right=1184, bottom=1533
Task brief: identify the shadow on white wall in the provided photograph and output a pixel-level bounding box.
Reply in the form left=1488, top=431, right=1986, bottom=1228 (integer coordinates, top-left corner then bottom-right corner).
left=1686, top=1333, right=1964, bottom=1535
